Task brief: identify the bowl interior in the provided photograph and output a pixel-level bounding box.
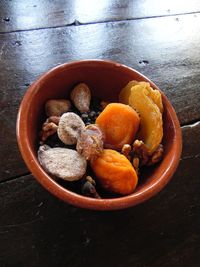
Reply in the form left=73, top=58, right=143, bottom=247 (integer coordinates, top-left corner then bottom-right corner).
left=17, top=60, right=182, bottom=210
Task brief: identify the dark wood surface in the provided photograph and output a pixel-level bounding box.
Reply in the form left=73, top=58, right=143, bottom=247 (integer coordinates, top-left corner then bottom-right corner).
left=0, top=1, right=200, bottom=266
left=1, top=0, right=200, bottom=32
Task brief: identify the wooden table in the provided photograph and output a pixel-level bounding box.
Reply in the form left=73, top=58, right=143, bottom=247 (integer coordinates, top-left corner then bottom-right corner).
left=0, top=1, right=200, bottom=266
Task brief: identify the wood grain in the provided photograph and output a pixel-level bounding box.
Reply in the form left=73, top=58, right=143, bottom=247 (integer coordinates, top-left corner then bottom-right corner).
left=0, top=151, right=199, bottom=266
left=0, top=0, right=200, bottom=33
left=0, top=1, right=199, bottom=266
left=0, top=120, right=199, bottom=266
left=0, top=14, right=200, bottom=181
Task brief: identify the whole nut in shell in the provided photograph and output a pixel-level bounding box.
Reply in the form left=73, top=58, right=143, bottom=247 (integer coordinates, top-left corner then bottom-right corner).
left=38, top=145, right=87, bottom=181
left=57, top=112, right=85, bottom=145
left=45, top=99, right=71, bottom=117
left=70, top=83, right=91, bottom=113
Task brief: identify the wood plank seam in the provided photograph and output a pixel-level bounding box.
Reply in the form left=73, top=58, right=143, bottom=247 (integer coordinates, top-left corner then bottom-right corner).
left=0, top=11, right=200, bottom=35
left=180, top=119, right=200, bottom=127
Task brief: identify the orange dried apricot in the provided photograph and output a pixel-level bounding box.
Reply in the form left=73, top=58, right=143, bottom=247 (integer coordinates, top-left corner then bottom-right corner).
left=91, top=149, right=138, bottom=195
left=95, top=103, right=140, bottom=150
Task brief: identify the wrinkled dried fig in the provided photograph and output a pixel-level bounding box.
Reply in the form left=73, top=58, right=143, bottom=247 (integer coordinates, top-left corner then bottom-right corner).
left=38, top=145, right=87, bottom=181
left=57, top=112, right=85, bottom=145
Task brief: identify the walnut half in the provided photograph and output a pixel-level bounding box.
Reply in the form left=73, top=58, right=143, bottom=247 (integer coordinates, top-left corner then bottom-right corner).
left=133, top=140, right=163, bottom=166
left=39, top=116, right=60, bottom=143
left=147, top=144, right=164, bottom=166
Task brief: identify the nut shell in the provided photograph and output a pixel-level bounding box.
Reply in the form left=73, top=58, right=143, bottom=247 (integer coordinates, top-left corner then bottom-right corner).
left=38, top=145, right=87, bottom=181
left=70, top=83, right=91, bottom=113
left=45, top=99, right=71, bottom=117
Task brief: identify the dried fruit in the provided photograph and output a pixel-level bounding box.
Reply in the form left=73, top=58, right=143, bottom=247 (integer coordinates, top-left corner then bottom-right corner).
left=91, top=149, right=138, bottom=195
left=147, top=85, right=163, bottom=113
left=96, top=103, right=140, bottom=150
left=38, top=145, right=87, bottom=181
left=119, top=81, right=163, bottom=113
left=57, top=112, right=85, bottom=145
left=119, top=80, right=142, bottom=104
left=45, top=99, right=71, bottom=117
left=128, top=84, right=163, bottom=153
left=76, top=124, right=104, bottom=161
left=70, top=83, right=91, bottom=113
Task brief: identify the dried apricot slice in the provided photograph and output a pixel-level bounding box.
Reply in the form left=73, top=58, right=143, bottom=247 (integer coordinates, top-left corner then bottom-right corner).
left=145, top=84, right=163, bottom=113
left=129, top=84, right=163, bottom=153
left=119, top=81, right=148, bottom=105
left=119, top=80, right=139, bottom=104
left=95, top=103, right=140, bottom=150
left=119, top=81, right=163, bottom=113
left=91, top=149, right=138, bottom=195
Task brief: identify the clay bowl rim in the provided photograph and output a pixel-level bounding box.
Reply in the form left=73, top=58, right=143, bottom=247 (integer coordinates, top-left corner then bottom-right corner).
left=16, top=59, right=182, bottom=211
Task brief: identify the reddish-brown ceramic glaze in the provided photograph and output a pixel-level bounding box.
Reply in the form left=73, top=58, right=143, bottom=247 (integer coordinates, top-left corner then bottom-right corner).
left=16, top=60, right=182, bottom=210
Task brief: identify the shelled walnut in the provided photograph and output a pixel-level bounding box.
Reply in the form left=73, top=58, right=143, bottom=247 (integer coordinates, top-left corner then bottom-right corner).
left=39, top=116, right=60, bottom=143
left=133, top=140, right=163, bottom=166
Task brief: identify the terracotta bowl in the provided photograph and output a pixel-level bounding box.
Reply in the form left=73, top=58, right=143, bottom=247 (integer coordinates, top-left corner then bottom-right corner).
left=16, top=60, right=182, bottom=210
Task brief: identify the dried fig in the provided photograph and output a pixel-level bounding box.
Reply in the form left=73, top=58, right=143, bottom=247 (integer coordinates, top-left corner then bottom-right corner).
left=57, top=112, right=85, bottom=145
left=38, top=145, right=87, bottom=181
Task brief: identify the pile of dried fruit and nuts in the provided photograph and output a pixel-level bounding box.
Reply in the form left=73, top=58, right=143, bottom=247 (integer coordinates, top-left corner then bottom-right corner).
left=38, top=81, right=164, bottom=198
